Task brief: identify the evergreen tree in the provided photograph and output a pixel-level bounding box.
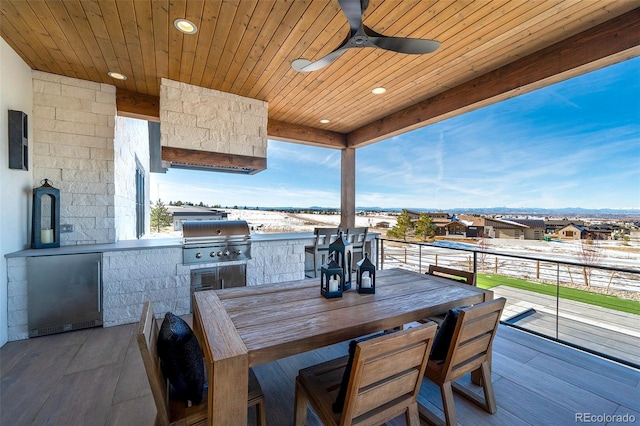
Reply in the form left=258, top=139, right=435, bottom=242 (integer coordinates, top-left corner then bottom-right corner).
left=387, top=209, right=413, bottom=241
left=150, top=199, right=172, bottom=233
left=415, top=213, right=436, bottom=241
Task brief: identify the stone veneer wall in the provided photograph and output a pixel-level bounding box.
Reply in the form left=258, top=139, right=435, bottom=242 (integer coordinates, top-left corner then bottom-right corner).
left=6, top=257, right=27, bottom=340
left=102, top=248, right=189, bottom=327
left=247, top=240, right=306, bottom=285
left=159, top=78, right=267, bottom=158
left=113, top=116, right=150, bottom=241
left=32, top=71, right=116, bottom=245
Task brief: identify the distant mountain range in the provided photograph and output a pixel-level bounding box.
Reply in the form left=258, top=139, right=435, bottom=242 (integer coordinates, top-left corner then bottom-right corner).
left=258, top=206, right=640, bottom=217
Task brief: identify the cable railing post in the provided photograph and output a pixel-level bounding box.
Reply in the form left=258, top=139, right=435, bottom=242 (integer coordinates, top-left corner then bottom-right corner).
left=556, top=261, right=560, bottom=340
left=473, top=251, right=478, bottom=286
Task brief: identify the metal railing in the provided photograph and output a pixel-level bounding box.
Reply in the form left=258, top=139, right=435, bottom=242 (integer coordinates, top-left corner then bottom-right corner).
left=376, top=237, right=640, bottom=368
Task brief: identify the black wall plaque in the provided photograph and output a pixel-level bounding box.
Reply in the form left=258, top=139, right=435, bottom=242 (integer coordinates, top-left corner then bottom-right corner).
left=8, top=110, right=28, bottom=170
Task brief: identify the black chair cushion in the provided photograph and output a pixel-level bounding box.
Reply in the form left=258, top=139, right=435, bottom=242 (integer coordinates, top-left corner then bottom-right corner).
left=430, top=308, right=463, bottom=361
left=332, top=329, right=398, bottom=413
left=157, top=312, right=206, bottom=405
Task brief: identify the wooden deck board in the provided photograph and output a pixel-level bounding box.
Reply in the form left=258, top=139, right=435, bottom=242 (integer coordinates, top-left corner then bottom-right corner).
left=1, top=321, right=638, bottom=425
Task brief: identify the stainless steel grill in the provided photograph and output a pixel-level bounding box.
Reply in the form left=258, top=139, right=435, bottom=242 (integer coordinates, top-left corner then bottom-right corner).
left=182, top=220, right=251, bottom=265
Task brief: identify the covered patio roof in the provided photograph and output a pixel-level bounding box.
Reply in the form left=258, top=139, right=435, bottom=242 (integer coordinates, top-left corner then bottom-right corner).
left=1, top=1, right=637, bottom=148
left=1, top=1, right=638, bottom=227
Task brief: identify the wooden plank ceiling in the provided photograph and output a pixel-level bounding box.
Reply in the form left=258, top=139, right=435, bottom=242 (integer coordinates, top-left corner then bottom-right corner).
left=1, top=0, right=638, bottom=149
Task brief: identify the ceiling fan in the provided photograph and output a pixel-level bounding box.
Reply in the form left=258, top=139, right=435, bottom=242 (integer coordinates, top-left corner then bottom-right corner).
left=291, top=0, right=440, bottom=72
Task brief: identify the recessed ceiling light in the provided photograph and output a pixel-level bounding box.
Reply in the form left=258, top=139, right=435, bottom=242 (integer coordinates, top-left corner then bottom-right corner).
left=107, top=71, right=127, bottom=80
left=174, top=18, right=197, bottom=34
left=372, top=87, right=387, bottom=95
left=320, top=119, right=331, bottom=124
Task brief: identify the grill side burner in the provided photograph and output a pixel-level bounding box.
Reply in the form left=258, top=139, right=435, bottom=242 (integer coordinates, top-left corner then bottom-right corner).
left=182, top=220, right=251, bottom=265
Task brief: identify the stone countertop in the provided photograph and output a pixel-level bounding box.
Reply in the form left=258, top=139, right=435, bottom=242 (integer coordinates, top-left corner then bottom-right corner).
left=4, top=232, right=317, bottom=258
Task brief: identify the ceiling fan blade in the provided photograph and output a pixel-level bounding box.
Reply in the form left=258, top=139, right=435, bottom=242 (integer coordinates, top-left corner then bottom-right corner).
left=369, top=36, right=440, bottom=54
left=338, top=0, right=365, bottom=33
left=291, top=46, right=349, bottom=72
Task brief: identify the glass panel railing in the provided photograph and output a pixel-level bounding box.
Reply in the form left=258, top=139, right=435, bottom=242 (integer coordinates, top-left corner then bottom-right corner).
left=376, top=237, right=640, bottom=368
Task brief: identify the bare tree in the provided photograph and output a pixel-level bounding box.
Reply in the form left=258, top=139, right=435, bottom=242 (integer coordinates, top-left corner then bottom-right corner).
left=576, top=237, right=602, bottom=287
left=477, top=236, right=490, bottom=271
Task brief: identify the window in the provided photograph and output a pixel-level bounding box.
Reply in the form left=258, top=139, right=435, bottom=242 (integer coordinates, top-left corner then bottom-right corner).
left=135, top=157, right=145, bottom=238
left=566, top=230, right=574, bottom=237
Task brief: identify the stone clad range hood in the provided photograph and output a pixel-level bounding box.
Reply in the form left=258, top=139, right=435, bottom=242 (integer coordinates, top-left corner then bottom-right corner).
left=159, top=78, right=267, bottom=174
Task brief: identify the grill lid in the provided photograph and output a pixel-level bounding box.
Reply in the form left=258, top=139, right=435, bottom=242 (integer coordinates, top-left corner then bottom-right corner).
left=182, top=220, right=250, bottom=245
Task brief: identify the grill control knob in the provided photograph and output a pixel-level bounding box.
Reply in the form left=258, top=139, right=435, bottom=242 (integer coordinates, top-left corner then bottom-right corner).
left=217, top=251, right=223, bottom=256
left=209, top=252, right=216, bottom=257
left=235, top=250, right=242, bottom=255
left=195, top=252, right=202, bottom=259
left=223, top=250, right=230, bottom=256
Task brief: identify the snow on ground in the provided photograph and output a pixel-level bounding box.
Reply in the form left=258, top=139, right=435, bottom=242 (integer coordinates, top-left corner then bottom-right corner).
left=224, top=209, right=396, bottom=233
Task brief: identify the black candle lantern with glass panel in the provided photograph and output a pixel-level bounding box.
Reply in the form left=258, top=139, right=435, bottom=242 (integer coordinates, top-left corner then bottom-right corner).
left=328, top=231, right=353, bottom=290
left=356, top=252, right=376, bottom=294
left=31, top=179, right=60, bottom=249
left=320, top=254, right=343, bottom=299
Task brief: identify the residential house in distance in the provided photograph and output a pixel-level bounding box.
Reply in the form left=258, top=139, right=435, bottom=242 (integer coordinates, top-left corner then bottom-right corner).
left=545, top=219, right=585, bottom=234
left=558, top=223, right=584, bottom=240
left=405, top=210, right=450, bottom=236
left=583, top=225, right=614, bottom=240
left=456, top=215, right=488, bottom=238
left=168, top=205, right=228, bottom=231
left=507, top=219, right=546, bottom=240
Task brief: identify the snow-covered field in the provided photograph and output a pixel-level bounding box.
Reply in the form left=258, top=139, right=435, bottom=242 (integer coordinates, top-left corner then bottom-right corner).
left=225, top=209, right=396, bottom=233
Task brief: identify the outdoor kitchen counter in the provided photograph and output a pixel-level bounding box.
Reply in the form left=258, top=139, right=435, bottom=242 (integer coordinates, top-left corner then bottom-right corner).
left=4, top=232, right=378, bottom=341
left=4, top=232, right=321, bottom=258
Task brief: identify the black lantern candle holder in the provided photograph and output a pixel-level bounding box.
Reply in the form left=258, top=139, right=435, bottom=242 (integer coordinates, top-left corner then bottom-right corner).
left=320, top=254, right=343, bottom=299
left=32, top=179, right=60, bottom=249
left=328, top=231, right=353, bottom=290
left=356, top=252, right=376, bottom=294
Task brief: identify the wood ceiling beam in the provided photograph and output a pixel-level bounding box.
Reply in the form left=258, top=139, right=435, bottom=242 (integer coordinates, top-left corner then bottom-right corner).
left=266, top=119, right=347, bottom=149
left=347, top=8, right=640, bottom=148
left=116, top=88, right=160, bottom=122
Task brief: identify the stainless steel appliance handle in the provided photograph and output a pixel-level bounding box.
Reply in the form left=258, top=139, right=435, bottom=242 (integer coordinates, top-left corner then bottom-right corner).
left=97, top=261, right=102, bottom=312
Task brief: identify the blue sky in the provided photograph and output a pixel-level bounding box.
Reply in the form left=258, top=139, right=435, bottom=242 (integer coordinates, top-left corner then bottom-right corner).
left=151, top=57, right=640, bottom=210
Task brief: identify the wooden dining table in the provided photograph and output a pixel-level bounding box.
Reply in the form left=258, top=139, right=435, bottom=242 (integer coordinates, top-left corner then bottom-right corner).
left=192, top=267, right=493, bottom=425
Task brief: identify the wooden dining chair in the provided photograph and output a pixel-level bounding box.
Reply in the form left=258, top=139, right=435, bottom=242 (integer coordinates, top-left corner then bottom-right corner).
left=420, top=297, right=506, bottom=426
left=419, top=265, right=477, bottom=327
left=305, top=227, right=340, bottom=277
left=294, top=322, right=437, bottom=426
left=137, top=301, right=266, bottom=426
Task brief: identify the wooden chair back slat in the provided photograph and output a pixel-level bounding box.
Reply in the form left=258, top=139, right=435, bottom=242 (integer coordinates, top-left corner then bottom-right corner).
left=137, top=301, right=171, bottom=425
left=456, top=311, right=502, bottom=343
left=428, top=265, right=475, bottom=285
left=358, top=343, right=428, bottom=388
left=314, top=227, right=341, bottom=249
left=352, top=370, right=420, bottom=418
left=346, top=227, right=368, bottom=246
